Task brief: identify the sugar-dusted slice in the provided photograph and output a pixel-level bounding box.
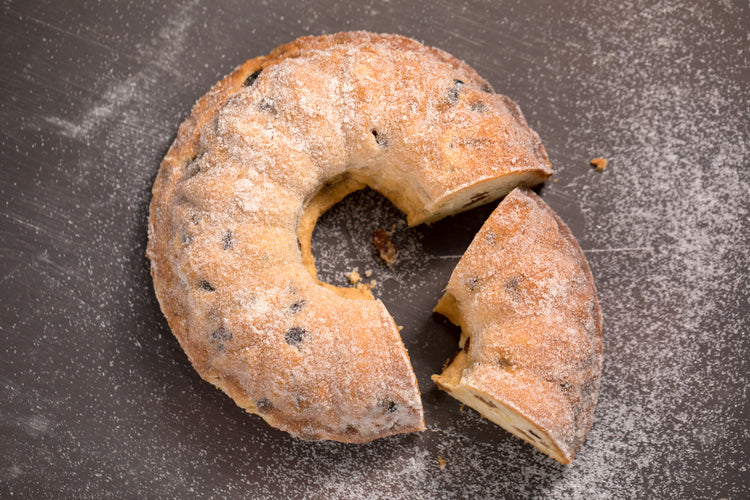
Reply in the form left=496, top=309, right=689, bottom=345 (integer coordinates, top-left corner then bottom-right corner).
left=432, top=187, right=602, bottom=463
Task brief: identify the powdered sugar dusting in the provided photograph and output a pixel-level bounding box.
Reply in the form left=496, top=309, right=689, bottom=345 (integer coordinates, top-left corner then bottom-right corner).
left=3, top=0, right=747, bottom=497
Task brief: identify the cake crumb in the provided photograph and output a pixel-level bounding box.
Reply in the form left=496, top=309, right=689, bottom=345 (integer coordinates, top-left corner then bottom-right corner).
left=346, top=270, right=361, bottom=285
left=364, top=269, right=373, bottom=278
left=369, top=279, right=377, bottom=288
left=397, top=325, right=403, bottom=331
left=590, top=157, right=608, bottom=171
left=372, top=229, right=398, bottom=265
left=552, top=178, right=559, bottom=183
left=437, top=457, right=447, bottom=470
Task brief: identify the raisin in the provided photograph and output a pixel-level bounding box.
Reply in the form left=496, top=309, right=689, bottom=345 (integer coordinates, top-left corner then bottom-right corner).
left=184, top=160, right=201, bottom=179
left=198, top=280, right=215, bottom=292
left=443, top=349, right=460, bottom=369
left=285, top=326, right=307, bottom=347
left=466, top=276, right=479, bottom=291
left=258, top=97, right=276, bottom=114
left=463, top=336, right=471, bottom=353
left=288, top=300, right=306, bottom=315
left=470, top=101, right=487, bottom=113
left=497, top=357, right=513, bottom=369
left=381, top=400, right=398, bottom=414
left=371, top=128, right=388, bottom=148
left=243, top=69, right=262, bottom=87
left=461, top=191, right=489, bottom=209
left=211, top=327, right=232, bottom=342
left=504, top=276, right=520, bottom=296
left=476, top=395, right=498, bottom=409
left=222, top=229, right=234, bottom=250
left=480, top=81, right=494, bottom=94
left=447, top=79, right=465, bottom=104
left=255, top=398, right=272, bottom=412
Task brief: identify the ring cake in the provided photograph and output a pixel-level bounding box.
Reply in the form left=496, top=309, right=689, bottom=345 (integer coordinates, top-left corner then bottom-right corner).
left=147, top=31, right=567, bottom=445
left=433, top=188, right=602, bottom=463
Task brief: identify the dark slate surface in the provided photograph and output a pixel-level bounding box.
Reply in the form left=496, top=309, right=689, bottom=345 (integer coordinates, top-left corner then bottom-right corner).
left=1, top=0, right=748, bottom=498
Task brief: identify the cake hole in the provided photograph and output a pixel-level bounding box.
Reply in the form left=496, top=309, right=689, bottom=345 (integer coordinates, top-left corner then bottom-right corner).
left=308, top=188, right=405, bottom=289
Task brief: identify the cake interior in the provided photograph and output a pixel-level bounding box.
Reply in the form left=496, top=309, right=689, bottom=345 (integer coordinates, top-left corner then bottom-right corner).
left=432, top=292, right=570, bottom=464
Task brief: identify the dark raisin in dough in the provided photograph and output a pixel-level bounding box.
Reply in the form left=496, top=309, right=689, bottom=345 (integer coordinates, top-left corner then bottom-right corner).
left=258, top=97, right=276, bottom=114
left=288, top=300, right=306, bottom=314
left=199, top=280, right=215, bottom=292
left=497, top=357, right=513, bottom=369
left=447, top=79, right=465, bottom=104
left=243, top=69, right=262, bottom=87
left=381, top=400, right=398, bottom=414
left=466, top=276, right=479, bottom=291
left=255, top=398, right=273, bottom=412
left=470, top=101, right=487, bottom=113
left=371, top=129, right=388, bottom=148
left=184, top=160, right=201, bottom=179
left=285, top=326, right=307, bottom=347
left=504, top=276, right=521, bottom=296
left=211, top=327, right=232, bottom=342
left=462, top=191, right=489, bottom=209
left=222, top=229, right=234, bottom=250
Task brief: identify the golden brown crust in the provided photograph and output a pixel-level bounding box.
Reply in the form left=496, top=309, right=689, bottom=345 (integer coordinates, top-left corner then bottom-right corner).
left=147, top=32, right=552, bottom=443
left=432, top=188, right=602, bottom=463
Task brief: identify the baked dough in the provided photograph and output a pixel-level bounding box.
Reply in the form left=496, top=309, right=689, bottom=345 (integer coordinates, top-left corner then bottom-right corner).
left=432, top=188, right=602, bottom=463
left=147, top=31, right=552, bottom=443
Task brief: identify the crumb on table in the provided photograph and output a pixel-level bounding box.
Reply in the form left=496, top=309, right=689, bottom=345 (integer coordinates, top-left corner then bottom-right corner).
left=346, top=269, right=361, bottom=285
left=590, top=157, right=608, bottom=171
left=372, top=229, right=398, bottom=265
